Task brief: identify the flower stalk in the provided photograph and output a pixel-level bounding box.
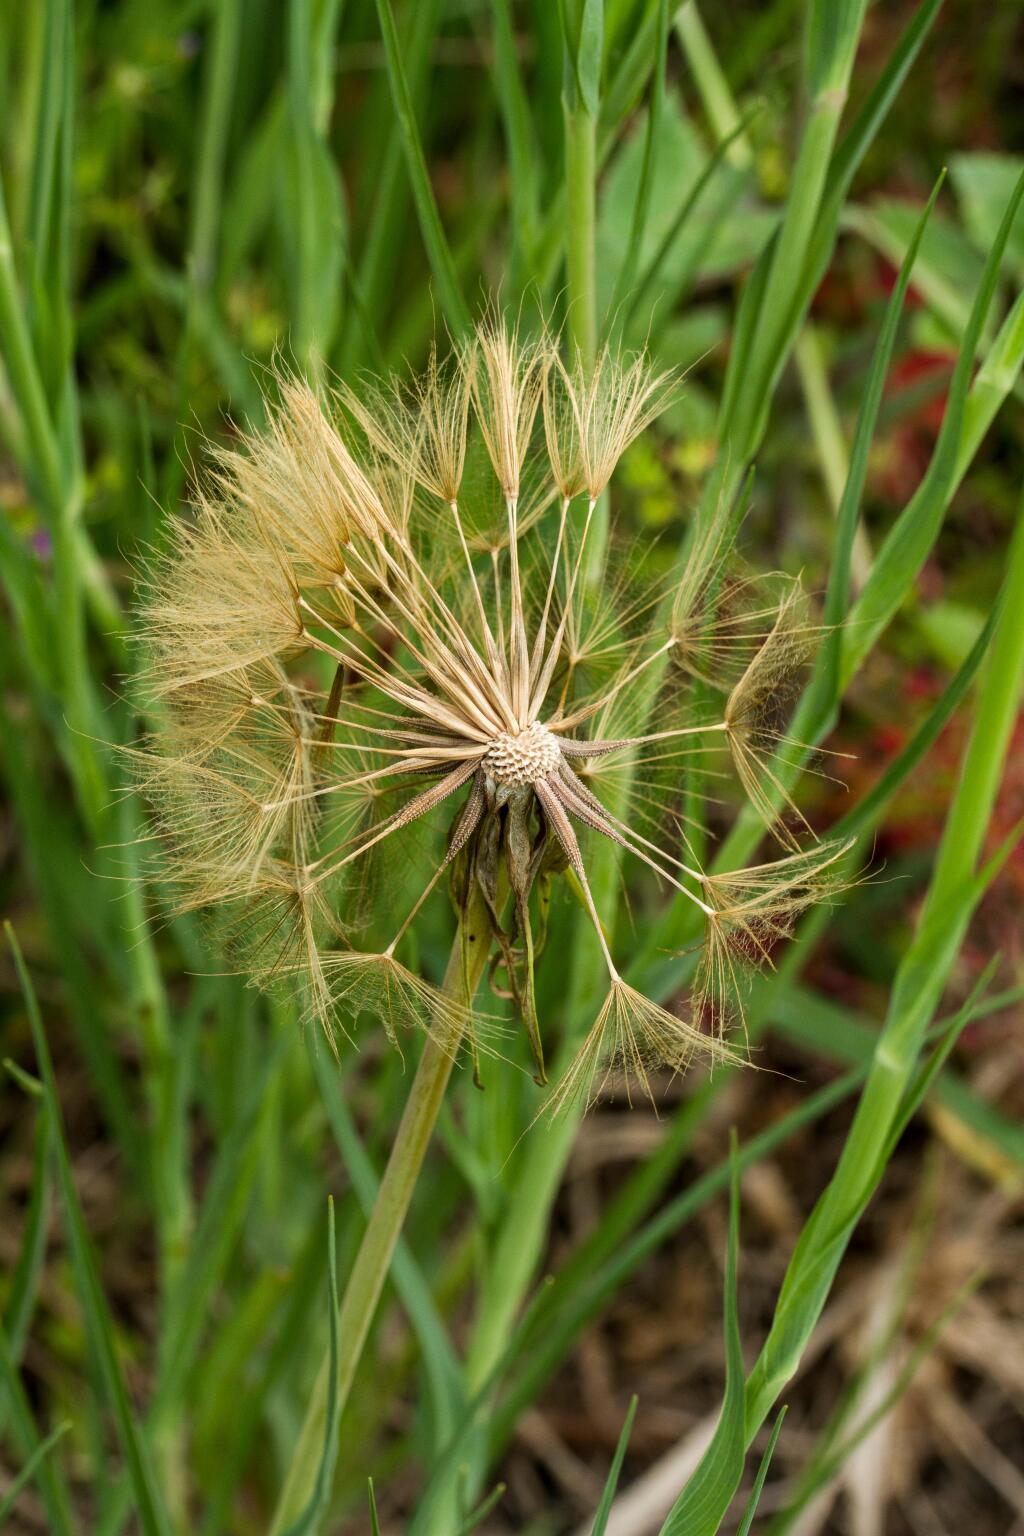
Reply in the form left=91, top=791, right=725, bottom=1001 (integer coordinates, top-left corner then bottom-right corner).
left=270, top=886, right=491, bottom=1535
left=130, top=318, right=857, bottom=1528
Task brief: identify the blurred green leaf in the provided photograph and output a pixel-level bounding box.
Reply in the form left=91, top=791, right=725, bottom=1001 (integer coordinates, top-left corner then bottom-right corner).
left=659, top=1137, right=744, bottom=1533
left=951, top=150, right=1024, bottom=275
left=577, top=0, right=605, bottom=116
left=805, top=0, right=869, bottom=95
left=843, top=198, right=985, bottom=342
left=0, top=1320, right=75, bottom=1536
left=372, top=0, right=472, bottom=337
left=1, top=1091, right=51, bottom=1364
left=0, top=1416, right=71, bottom=1529
left=745, top=484, right=1024, bottom=1441
left=7, top=923, right=174, bottom=1536
left=847, top=169, right=1024, bottom=678
left=279, top=1200, right=340, bottom=1536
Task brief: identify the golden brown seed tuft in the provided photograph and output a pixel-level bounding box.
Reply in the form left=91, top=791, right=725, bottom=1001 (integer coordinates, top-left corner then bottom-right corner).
left=131, top=321, right=846, bottom=1101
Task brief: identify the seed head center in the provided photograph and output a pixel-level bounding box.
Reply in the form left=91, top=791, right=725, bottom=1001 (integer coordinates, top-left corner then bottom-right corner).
left=483, top=722, right=561, bottom=786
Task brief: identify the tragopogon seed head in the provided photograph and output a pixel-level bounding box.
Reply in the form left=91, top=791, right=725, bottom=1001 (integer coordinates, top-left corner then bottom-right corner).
left=131, top=316, right=847, bottom=1104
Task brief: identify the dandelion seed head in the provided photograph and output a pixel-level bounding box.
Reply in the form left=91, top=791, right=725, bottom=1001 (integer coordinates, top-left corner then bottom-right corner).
left=131, top=318, right=846, bottom=1097
left=482, top=722, right=561, bottom=785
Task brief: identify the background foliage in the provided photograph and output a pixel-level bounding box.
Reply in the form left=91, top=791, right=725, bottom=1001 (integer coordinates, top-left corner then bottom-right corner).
left=1, top=2, right=1023, bottom=1533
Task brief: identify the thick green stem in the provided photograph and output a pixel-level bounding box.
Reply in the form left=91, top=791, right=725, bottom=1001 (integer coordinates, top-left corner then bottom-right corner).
left=270, top=899, right=490, bottom=1534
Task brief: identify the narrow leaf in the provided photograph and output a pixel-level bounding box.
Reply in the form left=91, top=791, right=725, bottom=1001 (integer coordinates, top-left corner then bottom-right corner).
left=846, top=168, right=1024, bottom=678
left=372, top=0, right=472, bottom=336
left=6, top=923, right=174, bottom=1536
left=816, top=171, right=946, bottom=712
left=280, top=1199, right=341, bottom=1536
left=607, top=0, right=669, bottom=333
left=455, top=1481, right=510, bottom=1535
left=577, top=0, right=605, bottom=116
left=0, top=1322, right=75, bottom=1536
left=659, top=1134, right=745, bottom=1533
left=591, top=1396, right=638, bottom=1535
left=736, top=1408, right=786, bottom=1536
left=2, top=1092, right=52, bottom=1361
left=0, top=1420, right=71, bottom=1527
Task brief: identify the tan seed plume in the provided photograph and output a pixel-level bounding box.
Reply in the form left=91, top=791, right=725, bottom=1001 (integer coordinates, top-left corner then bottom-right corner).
left=132, top=320, right=850, bottom=1105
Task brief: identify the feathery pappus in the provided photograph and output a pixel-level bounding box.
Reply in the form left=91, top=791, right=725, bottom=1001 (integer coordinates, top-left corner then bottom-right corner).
left=131, top=317, right=850, bottom=1108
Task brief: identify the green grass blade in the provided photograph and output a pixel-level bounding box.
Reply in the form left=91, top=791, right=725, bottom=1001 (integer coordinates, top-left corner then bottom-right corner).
left=736, top=1408, right=786, bottom=1536
left=491, top=0, right=541, bottom=280
left=311, top=1042, right=466, bottom=1453
left=23, top=0, right=72, bottom=405
left=284, top=0, right=346, bottom=365
left=956, top=283, right=1024, bottom=480
left=0, top=1422, right=71, bottom=1526
left=0, top=509, right=58, bottom=691
left=454, top=1480, right=509, bottom=1535
left=591, top=1395, right=638, bottom=1535
left=188, top=0, right=241, bottom=305
left=845, top=168, right=1024, bottom=681
left=796, top=0, right=943, bottom=334
left=743, top=844, right=1019, bottom=1448
left=414, top=1071, right=858, bottom=1522
left=675, top=3, right=752, bottom=165
left=111, top=789, right=190, bottom=1299
left=605, top=0, right=669, bottom=336
left=154, top=1028, right=288, bottom=1419
left=827, top=605, right=998, bottom=845
left=565, top=0, right=605, bottom=119
left=25, top=0, right=63, bottom=290
left=6, top=923, right=174, bottom=1536
left=717, top=0, right=940, bottom=465
left=882, top=958, right=1002, bottom=1164
left=0, top=731, right=142, bottom=1173
left=728, top=0, right=868, bottom=445
left=338, top=0, right=444, bottom=368
left=0, top=1409, right=71, bottom=1530
left=280, top=1200, right=340, bottom=1536
left=372, top=0, right=472, bottom=337
left=744, top=484, right=1024, bottom=1440
left=769, top=981, right=1024, bottom=1169
left=163, top=0, right=243, bottom=507
left=659, top=1135, right=745, bottom=1533
left=1, top=1085, right=51, bottom=1360
left=565, top=100, right=598, bottom=368
left=0, top=169, right=63, bottom=513
left=198, top=1222, right=328, bottom=1536
left=625, top=109, right=759, bottom=332
left=597, top=0, right=662, bottom=138
left=929, top=522, right=1024, bottom=899
left=0, top=1322, right=76, bottom=1536
left=814, top=172, right=945, bottom=709
left=0, top=7, right=110, bottom=838
left=768, top=1279, right=978, bottom=1534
